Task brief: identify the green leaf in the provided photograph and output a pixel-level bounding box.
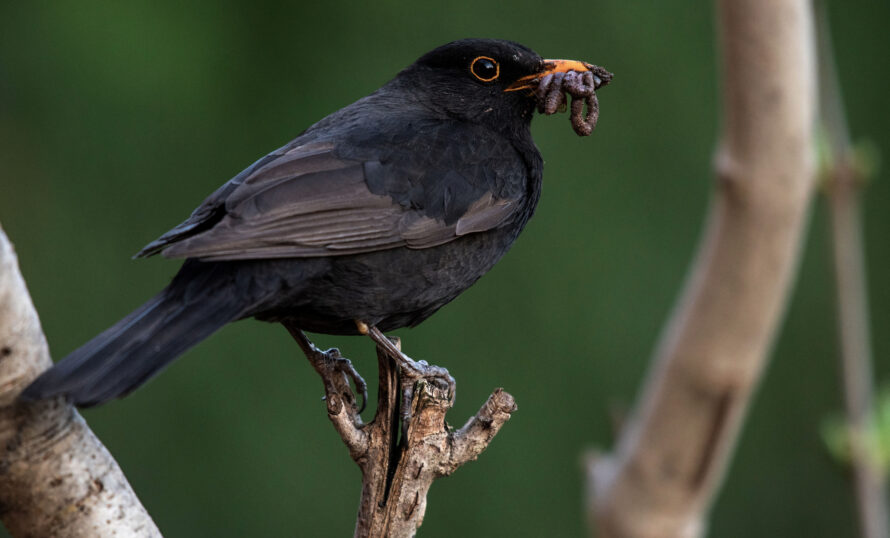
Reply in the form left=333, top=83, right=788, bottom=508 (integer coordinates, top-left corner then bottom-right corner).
left=820, top=385, right=890, bottom=477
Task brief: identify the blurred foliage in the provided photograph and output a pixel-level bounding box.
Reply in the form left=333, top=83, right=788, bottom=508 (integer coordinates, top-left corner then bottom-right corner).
left=816, top=128, right=881, bottom=189
left=1, top=1, right=889, bottom=536
left=822, top=387, right=890, bottom=477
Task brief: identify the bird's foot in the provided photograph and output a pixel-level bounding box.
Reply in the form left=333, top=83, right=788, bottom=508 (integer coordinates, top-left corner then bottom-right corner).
left=320, top=348, right=369, bottom=414
left=359, top=322, right=455, bottom=427
left=287, top=326, right=368, bottom=414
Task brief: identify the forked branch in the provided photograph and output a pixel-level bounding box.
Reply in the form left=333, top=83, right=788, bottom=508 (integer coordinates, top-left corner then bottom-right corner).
left=300, top=331, right=516, bottom=537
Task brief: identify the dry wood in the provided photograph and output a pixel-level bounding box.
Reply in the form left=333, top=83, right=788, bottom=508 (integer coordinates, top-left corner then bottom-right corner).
left=294, top=328, right=516, bottom=537
left=0, top=224, right=160, bottom=538
left=588, top=0, right=817, bottom=536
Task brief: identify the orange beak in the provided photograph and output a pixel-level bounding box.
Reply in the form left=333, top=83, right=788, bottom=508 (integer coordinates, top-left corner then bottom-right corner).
left=505, top=59, right=610, bottom=92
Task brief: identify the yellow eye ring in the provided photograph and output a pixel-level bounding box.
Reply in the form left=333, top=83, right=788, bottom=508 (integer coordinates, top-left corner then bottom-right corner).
left=470, top=56, right=499, bottom=82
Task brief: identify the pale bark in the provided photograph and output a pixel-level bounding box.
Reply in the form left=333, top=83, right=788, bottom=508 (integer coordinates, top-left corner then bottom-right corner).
left=0, top=225, right=160, bottom=538
left=588, top=0, right=816, bottom=536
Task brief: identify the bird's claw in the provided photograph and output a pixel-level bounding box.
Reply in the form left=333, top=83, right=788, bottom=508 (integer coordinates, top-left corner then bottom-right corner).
left=397, top=360, right=455, bottom=430
left=323, top=349, right=369, bottom=414
left=287, top=326, right=368, bottom=414
left=362, top=324, right=455, bottom=427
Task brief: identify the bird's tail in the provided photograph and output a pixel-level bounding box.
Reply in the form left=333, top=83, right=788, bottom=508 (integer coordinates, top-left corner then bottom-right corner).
left=20, top=262, right=250, bottom=407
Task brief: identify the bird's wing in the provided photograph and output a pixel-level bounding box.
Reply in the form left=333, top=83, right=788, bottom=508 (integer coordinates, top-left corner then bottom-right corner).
left=136, top=137, right=524, bottom=261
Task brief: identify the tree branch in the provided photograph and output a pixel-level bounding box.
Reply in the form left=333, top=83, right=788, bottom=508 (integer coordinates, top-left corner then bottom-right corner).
left=817, top=1, right=889, bottom=536
left=0, top=224, right=160, bottom=537
left=304, top=334, right=516, bottom=537
left=588, top=0, right=816, bottom=536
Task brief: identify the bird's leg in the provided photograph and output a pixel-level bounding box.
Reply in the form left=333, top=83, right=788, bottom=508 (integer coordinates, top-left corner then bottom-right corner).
left=285, top=324, right=368, bottom=414
left=355, top=321, right=455, bottom=426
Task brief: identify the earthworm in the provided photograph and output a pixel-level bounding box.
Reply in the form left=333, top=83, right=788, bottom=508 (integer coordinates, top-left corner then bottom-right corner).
left=534, top=64, right=612, bottom=136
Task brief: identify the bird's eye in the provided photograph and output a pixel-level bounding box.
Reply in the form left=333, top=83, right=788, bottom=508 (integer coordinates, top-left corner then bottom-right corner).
left=470, top=56, right=499, bottom=82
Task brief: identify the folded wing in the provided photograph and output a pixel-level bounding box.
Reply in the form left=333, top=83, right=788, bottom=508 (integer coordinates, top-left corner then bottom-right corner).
left=137, top=140, right=521, bottom=261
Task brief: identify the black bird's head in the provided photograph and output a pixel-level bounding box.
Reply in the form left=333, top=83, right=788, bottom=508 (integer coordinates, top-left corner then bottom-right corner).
left=395, top=38, right=611, bottom=137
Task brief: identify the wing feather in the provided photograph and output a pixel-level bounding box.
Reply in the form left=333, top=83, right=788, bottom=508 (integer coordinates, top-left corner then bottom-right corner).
left=143, top=139, right=522, bottom=261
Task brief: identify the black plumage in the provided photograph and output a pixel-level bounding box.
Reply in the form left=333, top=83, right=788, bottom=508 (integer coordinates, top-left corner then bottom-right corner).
left=20, top=39, right=610, bottom=407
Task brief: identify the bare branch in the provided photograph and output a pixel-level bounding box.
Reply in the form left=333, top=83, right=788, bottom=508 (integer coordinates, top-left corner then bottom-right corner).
left=449, top=389, right=516, bottom=468
left=817, top=2, right=889, bottom=536
left=305, top=335, right=516, bottom=537
left=588, top=0, right=817, bottom=536
left=0, top=224, right=160, bottom=537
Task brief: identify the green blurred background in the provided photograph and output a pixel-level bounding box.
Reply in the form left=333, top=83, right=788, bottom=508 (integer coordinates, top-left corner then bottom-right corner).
left=1, top=1, right=888, bottom=536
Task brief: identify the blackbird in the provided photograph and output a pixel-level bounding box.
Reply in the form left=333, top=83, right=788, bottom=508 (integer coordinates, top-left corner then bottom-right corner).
left=21, top=38, right=611, bottom=407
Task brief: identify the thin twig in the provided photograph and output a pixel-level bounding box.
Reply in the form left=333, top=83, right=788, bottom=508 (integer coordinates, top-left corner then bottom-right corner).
left=817, top=2, right=889, bottom=536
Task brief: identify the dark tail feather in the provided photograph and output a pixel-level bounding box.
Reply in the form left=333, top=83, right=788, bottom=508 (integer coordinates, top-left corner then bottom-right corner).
left=20, top=273, right=247, bottom=407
